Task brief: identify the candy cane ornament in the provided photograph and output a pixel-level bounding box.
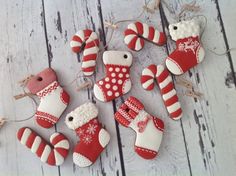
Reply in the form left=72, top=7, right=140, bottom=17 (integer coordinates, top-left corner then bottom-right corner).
left=17, top=127, right=70, bottom=166
left=70, top=29, right=100, bottom=76
left=141, top=64, right=182, bottom=120
left=124, top=21, right=166, bottom=51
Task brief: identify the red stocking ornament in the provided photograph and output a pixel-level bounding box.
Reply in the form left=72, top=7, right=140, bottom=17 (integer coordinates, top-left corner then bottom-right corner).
left=27, top=68, right=70, bottom=128
left=94, top=51, right=132, bottom=102
left=65, top=102, right=110, bottom=167
left=166, top=19, right=205, bottom=75
left=115, top=96, right=164, bottom=159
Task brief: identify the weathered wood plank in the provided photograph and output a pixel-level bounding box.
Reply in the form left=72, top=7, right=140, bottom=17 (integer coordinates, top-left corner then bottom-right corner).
left=0, top=0, right=59, bottom=175
left=100, top=0, right=192, bottom=175
left=161, top=0, right=236, bottom=175
left=42, top=0, right=123, bottom=175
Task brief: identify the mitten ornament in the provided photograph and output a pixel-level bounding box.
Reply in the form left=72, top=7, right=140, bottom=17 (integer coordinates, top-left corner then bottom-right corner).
left=17, top=127, right=70, bottom=166
left=70, top=29, right=100, bottom=76
left=94, top=51, right=132, bottom=102
left=27, top=68, right=70, bottom=128
left=115, top=96, right=164, bottom=159
left=166, top=19, right=205, bottom=75
left=65, top=102, right=110, bottom=167
left=124, top=21, right=166, bottom=51
left=141, top=64, right=182, bottom=120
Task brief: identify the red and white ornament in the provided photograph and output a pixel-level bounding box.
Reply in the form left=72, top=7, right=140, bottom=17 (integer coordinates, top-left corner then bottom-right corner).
left=124, top=21, right=166, bottom=51
left=17, top=127, right=70, bottom=166
left=65, top=102, right=110, bottom=167
left=93, top=51, right=132, bottom=102
left=141, top=64, right=182, bottom=120
left=27, top=68, right=70, bottom=128
left=115, top=96, right=164, bottom=159
left=166, top=19, right=205, bottom=75
left=70, top=29, right=100, bottom=76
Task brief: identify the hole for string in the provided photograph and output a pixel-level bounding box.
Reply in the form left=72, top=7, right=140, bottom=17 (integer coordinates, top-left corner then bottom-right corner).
left=37, top=77, right=43, bottom=81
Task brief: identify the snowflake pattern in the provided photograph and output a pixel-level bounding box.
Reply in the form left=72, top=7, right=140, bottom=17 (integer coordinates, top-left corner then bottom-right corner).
left=82, top=134, right=92, bottom=144
left=76, top=129, right=84, bottom=136
left=86, top=123, right=98, bottom=135
left=178, top=38, right=199, bottom=54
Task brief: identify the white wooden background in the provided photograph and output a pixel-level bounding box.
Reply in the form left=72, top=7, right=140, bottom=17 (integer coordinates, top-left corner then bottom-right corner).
left=0, top=0, right=236, bottom=176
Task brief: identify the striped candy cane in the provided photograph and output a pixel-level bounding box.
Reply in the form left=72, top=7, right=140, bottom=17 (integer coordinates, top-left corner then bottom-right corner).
left=70, top=29, right=100, bottom=76
left=124, top=21, right=166, bottom=51
left=141, top=64, right=182, bottom=120
left=17, top=127, right=70, bottom=166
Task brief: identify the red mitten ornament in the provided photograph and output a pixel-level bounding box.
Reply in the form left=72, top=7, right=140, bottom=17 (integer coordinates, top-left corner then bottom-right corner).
left=166, top=19, right=205, bottom=75
left=17, top=127, right=70, bottom=166
left=94, top=51, right=132, bottom=102
left=124, top=21, right=166, bottom=51
left=70, top=29, right=100, bottom=76
left=65, top=102, right=110, bottom=167
left=27, top=68, right=70, bottom=128
left=141, top=64, right=182, bottom=120
left=115, top=97, right=164, bottom=159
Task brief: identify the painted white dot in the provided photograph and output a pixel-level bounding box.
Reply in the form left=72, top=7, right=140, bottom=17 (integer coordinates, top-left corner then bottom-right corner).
left=118, top=80, right=123, bottom=85
left=111, top=73, right=116, bottom=77
left=113, top=85, right=118, bottom=91
left=105, top=77, right=109, bottom=82
left=99, top=81, right=103, bottom=85
left=105, top=84, right=111, bottom=89
left=109, top=67, right=113, bottom=72
left=118, top=73, right=123, bottom=78
left=126, top=74, right=130, bottom=78
left=115, top=92, right=120, bottom=97
left=122, top=68, right=127, bottom=72
left=107, top=91, right=113, bottom=96
left=115, top=68, right=120, bottom=72
left=112, top=79, right=116, bottom=83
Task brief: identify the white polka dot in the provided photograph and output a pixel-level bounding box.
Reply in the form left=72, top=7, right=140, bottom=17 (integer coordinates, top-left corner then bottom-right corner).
left=111, top=73, right=116, bottom=77
left=107, top=91, right=113, bottom=96
left=105, top=84, right=111, bottom=89
left=113, top=85, right=118, bottom=91
left=118, top=80, right=123, bottom=85
left=115, top=68, right=120, bottom=72
left=99, top=81, right=103, bottom=85
left=122, top=68, right=127, bottom=72
left=105, top=77, right=109, bottom=82
left=118, top=73, right=123, bottom=78
left=115, top=92, right=120, bottom=97
left=126, top=74, right=130, bottom=78
left=112, top=79, right=116, bottom=83
left=109, top=67, right=113, bottom=72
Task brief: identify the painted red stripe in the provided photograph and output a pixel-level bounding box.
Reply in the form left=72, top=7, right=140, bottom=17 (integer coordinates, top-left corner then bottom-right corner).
left=36, top=142, right=46, bottom=157
left=170, top=108, right=182, bottom=119
left=71, top=46, right=81, bottom=53
left=127, top=36, right=138, bottom=50
left=147, top=64, right=157, bottom=75
left=115, top=112, right=130, bottom=127
left=85, top=39, right=99, bottom=48
left=82, top=66, right=95, bottom=72
left=55, top=148, right=69, bottom=158
left=72, top=35, right=83, bottom=43
left=124, top=28, right=138, bottom=35
left=26, top=132, right=37, bottom=148
left=161, top=82, right=174, bottom=94
left=135, top=22, right=143, bottom=35
left=139, top=38, right=145, bottom=49
left=128, top=109, right=138, bottom=119
left=17, top=127, right=27, bottom=141
left=51, top=134, right=65, bottom=146
left=83, top=54, right=97, bottom=61
left=83, top=29, right=92, bottom=39
left=164, top=95, right=178, bottom=107
left=157, top=69, right=169, bottom=83
left=148, top=26, right=155, bottom=41
left=141, top=75, right=154, bottom=83
left=47, top=151, right=55, bottom=166
left=128, top=97, right=144, bottom=110
left=157, top=32, right=166, bottom=45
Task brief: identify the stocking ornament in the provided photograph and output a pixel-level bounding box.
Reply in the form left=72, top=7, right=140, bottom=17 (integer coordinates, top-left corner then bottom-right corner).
left=65, top=102, right=110, bottom=167
left=27, top=68, right=70, bottom=128
left=94, top=51, right=133, bottom=102
left=115, top=96, right=164, bottom=159
left=166, top=19, right=205, bottom=75
left=17, top=127, right=70, bottom=166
